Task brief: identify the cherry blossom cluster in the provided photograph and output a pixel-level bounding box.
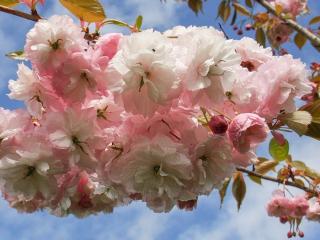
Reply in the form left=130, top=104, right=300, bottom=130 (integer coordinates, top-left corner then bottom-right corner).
left=267, top=190, right=320, bottom=238
left=0, top=15, right=311, bottom=217
left=266, top=0, right=308, bottom=47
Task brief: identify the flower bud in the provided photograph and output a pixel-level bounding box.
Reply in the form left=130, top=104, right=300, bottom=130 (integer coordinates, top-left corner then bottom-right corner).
left=209, top=115, right=228, bottom=134
left=287, top=231, right=293, bottom=238
left=298, top=231, right=304, bottom=238
left=279, top=216, right=288, bottom=224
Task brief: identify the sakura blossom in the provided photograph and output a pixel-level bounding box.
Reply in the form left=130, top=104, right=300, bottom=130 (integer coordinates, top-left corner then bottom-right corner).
left=0, top=15, right=315, bottom=220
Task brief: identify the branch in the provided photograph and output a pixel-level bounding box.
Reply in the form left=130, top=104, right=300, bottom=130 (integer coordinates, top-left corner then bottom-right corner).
left=255, top=0, right=320, bottom=52
left=0, top=5, right=40, bottom=22
left=236, top=167, right=319, bottom=197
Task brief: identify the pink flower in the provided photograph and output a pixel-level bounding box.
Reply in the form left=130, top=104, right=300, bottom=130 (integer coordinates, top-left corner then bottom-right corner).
left=194, top=136, right=234, bottom=194
left=95, top=33, right=122, bottom=61
left=228, top=113, right=269, bottom=153
left=307, top=198, right=320, bottom=222
left=266, top=190, right=294, bottom=217
left=291, top=196, right=309, bottom=218
left=25, top=15, right=86, bottom=74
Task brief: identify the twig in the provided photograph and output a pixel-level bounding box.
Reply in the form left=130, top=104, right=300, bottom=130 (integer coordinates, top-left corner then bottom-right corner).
left=236, top=167, right=319, bottom=196
left=254, top=0, right=320, bottom=52
left=0, top=5, right=40, bottom=22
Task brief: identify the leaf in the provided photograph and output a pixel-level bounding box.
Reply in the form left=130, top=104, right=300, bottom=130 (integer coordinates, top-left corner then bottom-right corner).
left=291, top=161, right=320, bottom=179
left=282, top=111, right=312, bottom=135
left=255, top=28, right=266, bottom=47
left=302, top=100, right=320, bottom=124
left=219, top=178, right=231, bottom=207
left=0, top=0, right=19, bottom=7
left=245, top=0, right=253, bottom=8
left=232, top=172, right=246, bottom=210
left=255, top=160, right=279, bottom=175
left=135, top=15, right=143, bottom=31
left=188, top=0, right=203, bottom=15
left=309, top=16, right=320, bottom=25
left=294, top=32, right=307, bottom=49
left=232, top=3, right=251, bottom=16
left=5, top=50, right=26, bottom=60
left=59, top=0, right=106, bottom=22
left=222, top=4, right=231, bottom=22
left=269, top=138, right=289, bottom=161
left=275, top=4, right=283, bottom=15
left=103, top=19, right=131, bottom=28
left=294, top=178, right=305, bottom=187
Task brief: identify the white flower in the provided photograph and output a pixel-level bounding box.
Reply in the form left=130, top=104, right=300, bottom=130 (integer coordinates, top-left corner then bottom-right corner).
left=25, top=15, right=86, bottom=70
left=0, top=141, right=58, bottom=200
left=8, top=64, right=40, bottom=101
left=110, top=135, right=193, bottom=212
left=194, top=136, right=235, bottom=194
left=110, top=30, right=181, bottom=117
left=185, top=35, right=241, bottom=104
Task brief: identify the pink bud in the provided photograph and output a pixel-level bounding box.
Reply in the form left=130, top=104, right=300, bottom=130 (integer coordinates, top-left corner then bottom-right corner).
left=298, top=231, right=304, bottom=238
left=279, top=216, right=288, bottom=224
left=237, top=29, right=243, bottom=35
left=245, top=24, right=252, bottom=31
left=177, top=199, right=198, bottom=211
left=287, top=231, right=293, bottom=238
left=272, top=131, right=287, bottom=146
left=209, top=115, right=228, bottom=134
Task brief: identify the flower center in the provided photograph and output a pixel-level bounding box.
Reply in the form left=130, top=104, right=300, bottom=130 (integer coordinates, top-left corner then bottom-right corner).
left=153, top=165, right=161, bottom=175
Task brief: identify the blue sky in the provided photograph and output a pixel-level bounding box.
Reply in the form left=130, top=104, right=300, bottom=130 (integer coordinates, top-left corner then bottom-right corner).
left=0, top=1, right=319, bottom=240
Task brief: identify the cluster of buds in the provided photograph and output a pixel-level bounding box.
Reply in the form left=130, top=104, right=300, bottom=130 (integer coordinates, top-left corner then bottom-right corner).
left=232, top=23, right=253, bottom=36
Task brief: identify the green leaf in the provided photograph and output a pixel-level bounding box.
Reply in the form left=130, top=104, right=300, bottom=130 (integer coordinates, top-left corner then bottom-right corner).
left=232, top=3, right=251, bottom=16
left=103, top=19, right=131, bottom=28
left=255, top=160, right=279, bottom=175
left=291, top=161, right=320, bottom=179
left=5, top=50, right=26, bottom=60
left=135, top=15, right=143, bottom=30
left=245, top=0, right=253, bottom=8
left=232, top=172, right=246, bottom=210
left=309, top=16, right=320, bottom=25
left=269, top=138, right=289, bottom=161
left=0, top=0, right=19, bottom=7
left=59, top=0, right=106, bottom=22
left=219, top=178, right=231, bottom=207
left=294, top=32, right=307, bottom=49
left=281, top=111, right=312, bottom=135
left=222, top=4, right=231, bottom=22
left=255, top=28, right=266, bottom=47
left=187, top=0, right=203, bottom=15
left=302, top=100, right=320, bottom=124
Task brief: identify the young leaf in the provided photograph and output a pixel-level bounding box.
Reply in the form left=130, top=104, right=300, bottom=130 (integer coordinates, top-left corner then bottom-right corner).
left=255, top=28, right=266, bottom=47
left=5, top=50, right=26, bottom=60
left=0, top=0, right=19, bottom=7
left=222, top=4, right=231, bottom=22
left=232, top=3, right=251, bottom=16
left=309, top=16, right=320, bottom=25
left=135, top=15, right=143, bottom=31
left=269, top=138, right=289, bottom=161
left=294, top=32, right=307, bottom=49
left=219, top=178, right=231, bottom=207
left=187, top=0, right=203, bottom=15
left=59, top=0, right=106, bottom=22
left=103, top=19, right=131, bottom=28
left=282, top=111, right=312, bottom=135
left=255, top=160, right=279, bottom=175
left=245, top=0, right=253, bottom=8
left=302, top=100, right=320, bottom=124
left=232, top=172, right=246, bottom=210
